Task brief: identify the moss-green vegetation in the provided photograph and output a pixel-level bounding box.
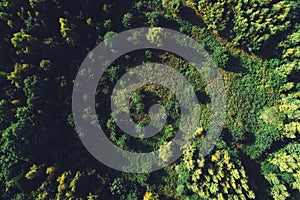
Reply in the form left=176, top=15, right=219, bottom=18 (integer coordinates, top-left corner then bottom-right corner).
left=0, top=0, right=299, bottom=199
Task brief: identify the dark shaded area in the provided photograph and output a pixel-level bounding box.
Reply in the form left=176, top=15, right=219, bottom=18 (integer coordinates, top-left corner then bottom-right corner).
left=195, top=91, right=210, bottom=104
left=178, top=6, right=205, bottom=27
left=239, top=152, right=270, bottom=200
left=226, top=55, right=248, bottom=73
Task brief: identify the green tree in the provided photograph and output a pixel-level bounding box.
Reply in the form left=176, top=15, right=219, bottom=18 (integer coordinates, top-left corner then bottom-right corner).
left=176, top=142, right=255, bottom=199
left=261, top=143, right=300, bottom=200
left=122, top=13, right=133, bottom=29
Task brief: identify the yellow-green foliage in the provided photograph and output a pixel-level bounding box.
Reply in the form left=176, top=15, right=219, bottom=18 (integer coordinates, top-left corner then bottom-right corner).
left=57, top=171, right=71, bottom=194
left=87, top=193, right=99, bottom=200
left=25, top=164, right=39, bottom=180
left=280, top=93, right=300, bottom=138
left=143, top=191, right=159, bottom=200
left=58, top=18, right=79, bottom=45
left=46, top=166, right=55, bottom=175
left=262, top=143, right=300, bottom=200
left=146, top=27, right=163, bottom=47
left=162, top=0, right=181, bottom=14
left=187, top=0, right=292, bottom=51
left=0, top=0, right=299, bottom=199
left=56, top=171, right=82, bottom=199
left=260, top=29, right=300, bottom=139
left=158, top=141, right=174, bottom=163
left=260, top=92, right=300, bottom=139
left=10, top=32, right=38, bottom=55
left=24, top=167, right=104, bottom=200
left=7, top=63, right=32, bottom=88
left=177, top=145, right=255, bottom=199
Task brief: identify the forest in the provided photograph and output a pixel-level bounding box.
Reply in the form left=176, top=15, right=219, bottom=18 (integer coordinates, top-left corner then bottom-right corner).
left=0, top=0, right=299, bottom=199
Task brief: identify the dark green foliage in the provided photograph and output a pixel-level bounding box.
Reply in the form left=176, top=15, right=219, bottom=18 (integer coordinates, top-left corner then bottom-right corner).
left=202, top=35, right=229, bottom=69
left=146, top=12, right=162, bottom=26
left=0, top=0, right=299, bottom=199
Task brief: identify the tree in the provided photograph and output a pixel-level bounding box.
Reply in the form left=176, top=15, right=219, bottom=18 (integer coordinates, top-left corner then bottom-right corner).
left=146, top=27, right=162, bottom=47
left=162, top=0, right=181, bottom=14
left=59, top=18, right=80, bottom=46
left=158, top=141, right=174, bottom=163
left=176, top=141, right=255, bottom=199
left=122, top=13, right=133, bottom=29
left=192, top=0, right=293, bottom=51
left=261, top=143, right=300, bottom=200
left=11, top=32, right=40, bottom=57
